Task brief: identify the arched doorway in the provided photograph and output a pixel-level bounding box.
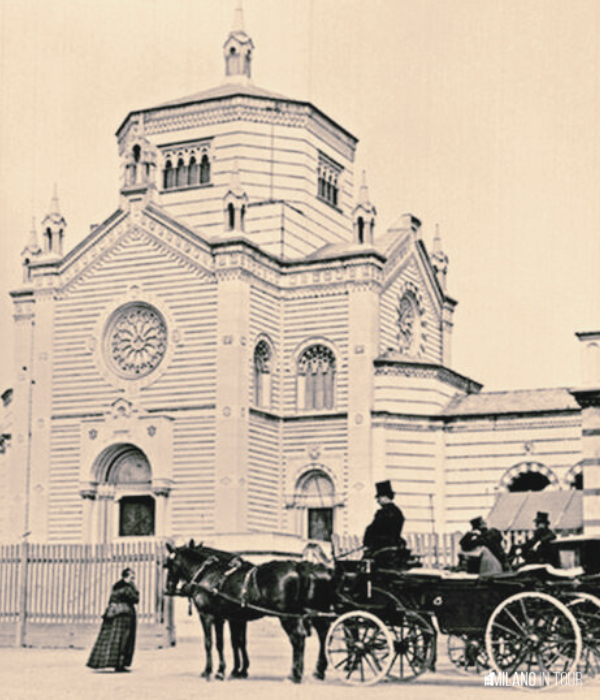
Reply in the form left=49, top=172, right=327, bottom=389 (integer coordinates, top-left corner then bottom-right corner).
left=293, top=469, right=337, bottom=542
left=86, top=444, right=161, bottom=542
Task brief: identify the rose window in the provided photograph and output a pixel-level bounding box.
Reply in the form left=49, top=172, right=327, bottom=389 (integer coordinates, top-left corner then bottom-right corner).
left=106, top=303, right=167, bottom=378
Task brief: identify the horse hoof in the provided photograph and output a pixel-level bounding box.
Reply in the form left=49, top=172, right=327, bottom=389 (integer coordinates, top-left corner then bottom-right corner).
left=313, top=670, right=326, bottom=681
left=215, top=672, right=224, bottom=681
left=286, top=675, right=302, bottom=684
left=200, top=671, right=211, bottom=679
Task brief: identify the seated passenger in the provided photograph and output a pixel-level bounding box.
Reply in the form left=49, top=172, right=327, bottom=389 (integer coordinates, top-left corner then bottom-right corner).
left=459, top=516, right=507, bottom=574
left=519, top=511, right=557, bottom=565
left=363, top=480, right=406, bottom=566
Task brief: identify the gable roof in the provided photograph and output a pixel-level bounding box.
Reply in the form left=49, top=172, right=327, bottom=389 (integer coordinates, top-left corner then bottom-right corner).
left=442, top=387, right=580, bottom=417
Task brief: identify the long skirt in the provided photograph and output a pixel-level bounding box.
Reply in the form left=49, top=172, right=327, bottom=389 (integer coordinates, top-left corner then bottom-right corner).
left=87, top=614, right=136, bottom=670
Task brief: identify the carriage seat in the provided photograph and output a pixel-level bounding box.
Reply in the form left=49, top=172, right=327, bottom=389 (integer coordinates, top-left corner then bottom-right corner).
left=517, top=563, right=585, bottom=578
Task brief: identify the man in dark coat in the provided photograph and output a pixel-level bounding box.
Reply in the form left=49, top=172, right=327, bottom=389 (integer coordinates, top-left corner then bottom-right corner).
left=87, top=568, right=139, bottom=672
left=363, top=480, right=405, bottom=557
left=460, top=516, right=508, bottom=573
left=520, top=512, right=557, bottom=565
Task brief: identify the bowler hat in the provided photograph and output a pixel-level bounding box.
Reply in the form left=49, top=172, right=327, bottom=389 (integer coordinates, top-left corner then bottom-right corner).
left=470, top=516, right=485, bottom=530
left=375, top=480, right=394, bottom=499
left=534, top=511, right=550, bottom=525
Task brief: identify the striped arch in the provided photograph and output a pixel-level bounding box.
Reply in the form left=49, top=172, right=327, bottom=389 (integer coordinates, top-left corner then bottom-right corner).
left=564, top=462, right=583, bottom=490
left=498, top=461, right=558, bottom=492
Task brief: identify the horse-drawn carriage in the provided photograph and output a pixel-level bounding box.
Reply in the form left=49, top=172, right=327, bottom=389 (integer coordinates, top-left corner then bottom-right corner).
left=325, top=536, right=600, bottom=686
left=163, top=536, right=600, bottom=687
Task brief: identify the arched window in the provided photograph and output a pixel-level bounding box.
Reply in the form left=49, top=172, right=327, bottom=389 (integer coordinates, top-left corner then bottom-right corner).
left=188, top=156, right=198, bottom=186
left=240, top=205, right=246, bottom=232
left=254, top=340, right=272, bottom=408
left=499, top=461, right=558, bottom=492
left=508, top=472, right=550, bottom=492
left=565, top=462, right=583, bottom=490
left=297, top=344, right=336, bottom=410
left=227, top=46, right=240, bottom=75
left=357, top=217, right=365, bottom=244
left=128, top=145, right=141, bottom=185
left=295, top=470, right=335, bottom=542
left=176, top=158, right=186, bottom=188
left=200, top=153, right=211, bottom=184
left=227, top=203, right=235, bottom=231
left=163, top=160, right=173, bottom=189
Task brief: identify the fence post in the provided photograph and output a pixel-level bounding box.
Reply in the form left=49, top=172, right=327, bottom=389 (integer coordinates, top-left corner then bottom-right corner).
left=16, top=539, right=29, bottom=647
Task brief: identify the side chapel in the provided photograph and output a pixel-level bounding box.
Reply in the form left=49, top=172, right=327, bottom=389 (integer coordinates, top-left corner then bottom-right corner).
left=2, top=4, right=599, bottom=547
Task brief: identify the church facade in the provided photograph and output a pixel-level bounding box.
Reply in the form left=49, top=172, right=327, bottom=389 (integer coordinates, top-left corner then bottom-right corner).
left=1, top=8, right=595, bottom=548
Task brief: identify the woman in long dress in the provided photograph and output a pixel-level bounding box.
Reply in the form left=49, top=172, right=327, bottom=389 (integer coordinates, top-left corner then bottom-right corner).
left=87, top=568, right=139, bottom=672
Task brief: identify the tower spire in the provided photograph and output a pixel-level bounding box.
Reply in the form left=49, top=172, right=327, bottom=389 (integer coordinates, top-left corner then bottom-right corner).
left=27, top=216, right=39, bottom=251
left=223, top=0, right=254, bottom=83
left=41, top=186, right=67, bottom=258
left=232, top=0, right=245, bottom=34
left=49, top=183, right=60, bottom=215
left=353, top=170, right=376, bottom=245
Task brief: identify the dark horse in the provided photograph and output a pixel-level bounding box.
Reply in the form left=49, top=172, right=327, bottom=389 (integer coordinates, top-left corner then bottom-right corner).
left=164, top=541, right=334, bottom=683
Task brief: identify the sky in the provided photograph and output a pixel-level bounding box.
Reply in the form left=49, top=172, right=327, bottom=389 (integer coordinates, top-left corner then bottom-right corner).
left=1, top=0, right=599, bottom=394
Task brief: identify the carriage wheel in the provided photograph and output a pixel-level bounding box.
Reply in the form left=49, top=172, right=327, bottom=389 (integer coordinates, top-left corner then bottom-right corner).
left=386, top=611, right=435, bottom=682
left=564, top=593, right=600, bottom=677
left=447, top=634, right=489, bottom=675
left=325, top=610, right=394, bottom=686
left=485, top=592, right=582, bottom=687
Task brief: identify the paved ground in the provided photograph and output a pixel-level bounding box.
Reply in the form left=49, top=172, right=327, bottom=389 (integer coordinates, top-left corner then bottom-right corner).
left=2, top=605, right=597, bottom=700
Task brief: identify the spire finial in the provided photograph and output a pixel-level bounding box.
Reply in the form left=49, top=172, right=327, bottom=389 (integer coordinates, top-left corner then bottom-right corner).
left=358, top=170, right=370, bottom=205
left=28, top=216, right=39, bottom=249
left=433, top=223, right=442, bottom=252
left=232, top=0, right=245, bottom=34
left=50, top=184, right=60, bottom=215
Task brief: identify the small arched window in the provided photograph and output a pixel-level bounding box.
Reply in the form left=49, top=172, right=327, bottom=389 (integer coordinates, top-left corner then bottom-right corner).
left=240, top=205, right=246, bottom=232
left=227, top=203, right=235, bottom=231
left=188, top=156, right=198, bottom=186
left=227, top=46, right=240, bottom=75
left=200, top=153, right=211, bottom=184
left=357, top=217, right=365, bottom=244
left=297, top=344, right=336, bottom=410
left=254, top=340, right=272, bottom=408
left=132, top=145, right=141, bottom=163
left=163, top=159, right=173, bottom=189
left=176, top=158, right=186, bottom=188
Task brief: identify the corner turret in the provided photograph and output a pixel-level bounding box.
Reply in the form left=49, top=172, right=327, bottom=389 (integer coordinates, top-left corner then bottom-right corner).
left=352, top=170, right=376, bottom=244
left=40, top=187, right=66, bottom=258
left=223, top=0, right=254, bottom=84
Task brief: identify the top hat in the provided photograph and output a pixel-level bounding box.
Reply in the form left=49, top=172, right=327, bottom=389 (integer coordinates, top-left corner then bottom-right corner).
left=534, top=511, right=550, bottom=525
left=375, top=480, right=394, bottom=499
left=470, top=516, right=485, bottom=530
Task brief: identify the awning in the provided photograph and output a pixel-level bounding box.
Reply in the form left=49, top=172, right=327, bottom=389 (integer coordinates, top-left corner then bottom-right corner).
left=487, top=490, right=582, bottom=531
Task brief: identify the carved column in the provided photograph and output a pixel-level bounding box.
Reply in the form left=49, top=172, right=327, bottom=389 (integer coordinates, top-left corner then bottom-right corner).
left=152, top=483, right=172, bottom=538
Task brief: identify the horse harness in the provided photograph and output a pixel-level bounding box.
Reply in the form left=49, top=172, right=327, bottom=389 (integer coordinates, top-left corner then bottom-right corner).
left=186, top=555, right=333, bottom=620
left=187, top=555, right=258, bottom=607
